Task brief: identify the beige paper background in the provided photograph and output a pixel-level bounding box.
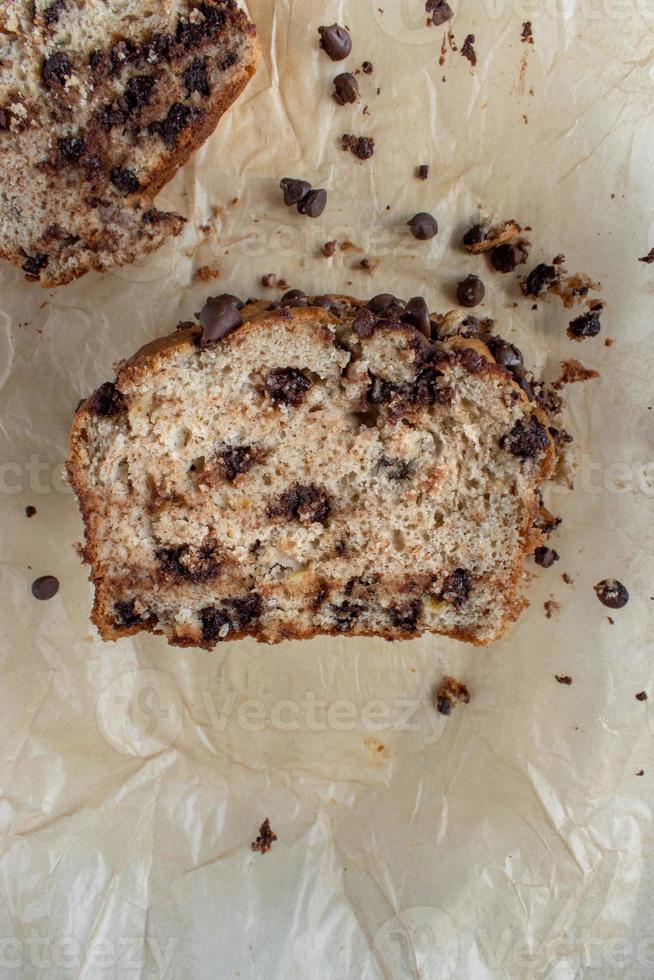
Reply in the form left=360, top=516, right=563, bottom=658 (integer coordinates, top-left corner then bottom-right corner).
left=1, top=1, right=653, bottom=977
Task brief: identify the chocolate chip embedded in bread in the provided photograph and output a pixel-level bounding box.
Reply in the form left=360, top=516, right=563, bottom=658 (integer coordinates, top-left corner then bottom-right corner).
left=458, top=347, right=485, bottom=373
left=534, top=546, right=559, bottom=568
left=21, top=252, right=49, bottom=277
left=31, top=575, right=60, bottom=600
left=389, top=599, right=422, bottom=631
left=148, top=102, right=193, bottom=147
left=457, top=275, right=485, bottom=308
left=368, top=293, right=405, bottom=316
left=268, top=483, right=332, bottom=524
left=280, top=177, right=311, bottom=206
left=594, top=579, right=629, bottom=609
left=378, top=457, right=412, bottom=481
left=333, top=72, right=359, bottom=104
left=114, top=599, right=143, bottom=627
left=331, top=600, right=364, bottom=631
left=218, top=445, right=259, bottom=482
left=183, top=57, right=210, bottom=96
left=42, top=52, right=73, bottom=87
left=265, top=368, right=312, bottom=406
left=297, top=189, right=327, bottom=218
left=58, top=136, right=86, bottom=164
left=200, top=605, right=231, bottom=644
left=197, top=295, right=242, bottom=346
left=280, top=289, right=308, bottom=308
left=318, top=24, right=352, bottom=61
left=156, top=542, right=221, bottom=583
left=43, top=0, right=67, bottom=25
left=568, top=310, right=602, bottom=340
left=408, top=212, right=438, bottom=241
left=490, top=242, right=528, bottom=273
left=226, top=592, right=262, bottom=627
left=88, top=382, right=127, bottom=417
left=501, top=417, right=549, bottom=460
left=352, top=308, right=376, bottom=337
left=439, top=569, right=472, bottom=607
left=110, top=166, right=140, bottom=195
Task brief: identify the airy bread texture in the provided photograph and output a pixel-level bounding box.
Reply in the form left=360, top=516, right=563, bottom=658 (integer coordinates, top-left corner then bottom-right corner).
left=68, top=296, right=561, bottom=649
left=0, top=0, right=259, bottom=286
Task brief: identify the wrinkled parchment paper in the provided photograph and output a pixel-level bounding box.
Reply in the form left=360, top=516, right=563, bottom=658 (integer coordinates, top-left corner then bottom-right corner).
left=1, top=2, right=654, bottom=977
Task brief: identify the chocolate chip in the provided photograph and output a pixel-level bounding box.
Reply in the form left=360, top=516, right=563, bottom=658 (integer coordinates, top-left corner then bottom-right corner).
left=352, top=308, right=376, bottom=337
left=114, top=600, right=143, bottom=627
left=368, top=293, right=405, bottom=316
left=280, top=177, right=312, bottom=206
left=461, top=34, right=477, bottom=67
left=322, top=240, right=337, bottom=257
left=43, top=0, right=66, bottom=25
left=25, top=506, right=37, bottom=518
left=417, top=164, right=429, bottom=180
left=32, top=575, right=59, bottom=600
left=405, top=296, right=431, bottom=337
left=331, top=600, right=364, bottom=631
left=58, top=135, right=86, bottom=163
left=522, top=263, right=557, bottom=298
left=318, top=24, right=352, bottom=61
left=490, top=243, right=528, bottom=273
left=142, top=32, right=173, bottom=64
left=636, top=691, right=648, bottom=701
left=341, top=134, right=375, bottom=159
left=485, top=335, right=524, bottom=371
left=297, top=189, right=327, bottom=218
left=197, top=295, right=242, bottom=346
left=148, top=102, right=192, bottom=147
left=280, top=289, right=308, bottom=307
left=88, top=382, right=127, bottom=417
left=268, top=484, right=332, bottom=524
left=463, top=224, right=485, bottom=248
left=457, top=275, right=485, bottom=308
left=42, top=51, right=72, bottom=87
left=156, top=542, right=221, bottom=583
left=110, top=166, right=140, bottom=195
left=534, top=547, right=559, bottom=568
left=200, top=605, right=231, bottom=644
left=183, top=57, right=210, bottom=96
left=439, top=569, right=472, bottom=607
left=389, top=600, right=422, bottom=631
left=333, top=72, right=359, bottom=104
left=568, top=310, right=602, bottom=339
left=124, top=75, right=156, bottom=113
left=312, top=295, right=337, bottom=310
left=265, top=367, right=312, bottom=406
left=501, top=417, right=549, bottom=460
left=408, top=212, right=438, bottom=241
left=426, top=0, right=454, bottom=26
left=594, top=579, right=629, bottom=609
left=21, top=252, right=49, bottom=277
left=219, top=445, right=258, bottom=482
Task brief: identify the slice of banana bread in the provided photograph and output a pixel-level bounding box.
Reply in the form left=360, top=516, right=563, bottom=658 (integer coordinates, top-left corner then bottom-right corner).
left=0, top=0, right=259, bottom=286
left=68, top=293, right=561, bottom=648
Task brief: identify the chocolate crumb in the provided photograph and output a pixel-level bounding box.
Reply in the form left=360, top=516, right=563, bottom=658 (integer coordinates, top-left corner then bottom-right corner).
left=522, top=263, right=558, bottom=298
left=322, top=240, right=337, bottom=258
left=521, top=22, right=534, bottom=43
left=25, top=505, right=37, bottom=518
left=32, top=575, right=59, bottom=600
left=568, top=310, right=602, bottom=340
left=436, top=676, right=470, bottom=716
left=417, top=164, right=429, bottom=180
left=555, top=675, right=572, bottom=685
left=251, top=818, right=277, bottom=854
left=426, top=1, right=454, bottom=27
left=544, top=600, right=560, bottom=619
left=501, top=417, right=549, bottom=460
left=535, top=547, right=559, bottom=568
left=635, top=691, right=648, bottom=702
left=362, top=60, right=374, bottom=74
left=636, top=769, right=645, bottom=776
left=638, top=248, right=654, bottom=264
left=461, top=34, right=477, bottom=67
left=594, top=579, right=629, bottom=609
left=341, top=134, right=375, bottom=160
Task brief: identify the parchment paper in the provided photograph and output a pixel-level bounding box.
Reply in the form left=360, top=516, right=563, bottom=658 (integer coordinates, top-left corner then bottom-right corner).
left=1, top=2, right=653, bottom=977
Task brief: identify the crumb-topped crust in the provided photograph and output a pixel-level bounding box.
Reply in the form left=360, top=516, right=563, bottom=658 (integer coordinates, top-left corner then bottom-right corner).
left=68, top=295, right=559, bottom=649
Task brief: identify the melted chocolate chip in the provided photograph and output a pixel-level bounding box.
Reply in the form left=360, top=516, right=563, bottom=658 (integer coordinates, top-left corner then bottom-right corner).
left=297, top=189, right=327, bottom=218
left=404, top=296, right=431, bottom=337
left=200, top=605, right=231, bottom=644
left=226, top=592, right=262, bottom=628
left=594, top=579, right=629, bottom=609
left=331, top=600, right=364, bottom=631
left=439, top=569, right=472, bottom=607
left=148, top=102, right=192, bottom=147
left=265, top=367, right=312, bottom=406
left=461, top=34, right=477, bottom=67
left=43, top=0, right=67, bottom=25
left=408, top=212, right=438, bottom=241
left=353, top=309, right=376, bottom=337
left=58, top=136, right=86, bottom=163
left=268, top=484, right=332, bottom=524
left=522, top=263, right=557, bottom=298
left=280, top=177, right=311, bottom=206
left=568, top=310, right=602, bottom=339
left=21, top=253, right=49, bottom=277
left=142, top=32, right=173, bottom=64
left=124, top=74, right=156, bottom=112
left=114, top=599, right=143, bottom=627
left=534, top=547, right=559, bottom=568
left=156, top=542, right=221, bottom=583
left=88, top=382, right=127, bottom=417
left=31, top=575, right=59, bottom=601
left=318, top=24, right=352, bottom=61
left=341, top=134, right=375, bottom=160
left=333, top=72, right=359, bottom=104
left=490, top=242, right=528, bottom=273
left=457, top=275, right=485, bottom=308
left=219, top=445, right=258, bottom=482
left=458, top=347, right=485, bottom=373
left=463, top=224, right=485, bottom=248
left=426, top=0, right=454, bottom=26
left=183, top=57, right=210, bottom=96
left=389, top=600, right=422, bottom=631
left=110, top=166, right=140, bottom=195
left=197, top=295, right=242, bottom=346
left=43, top=51, right=72, bottom=87
left=501, top=417, right=549, bottom=460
